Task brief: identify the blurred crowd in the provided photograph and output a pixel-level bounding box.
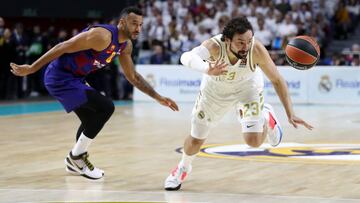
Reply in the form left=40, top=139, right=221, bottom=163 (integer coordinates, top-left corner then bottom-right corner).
left=0, top=0, right=360, bottom=101
left=136, top=0, right=360, bottom=65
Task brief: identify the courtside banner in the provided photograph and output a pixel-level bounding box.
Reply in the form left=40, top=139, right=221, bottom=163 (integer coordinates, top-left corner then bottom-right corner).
left=308, top=67, right=360, bottom=104
left=134, top=65, right=360, bottom=104
left=262, top=67, right=309, bottom=103
left=134, top=65, right=202, bottom=101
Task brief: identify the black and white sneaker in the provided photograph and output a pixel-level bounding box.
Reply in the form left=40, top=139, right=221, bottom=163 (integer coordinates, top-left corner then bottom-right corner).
left=65, top=151, right=104, bottom=180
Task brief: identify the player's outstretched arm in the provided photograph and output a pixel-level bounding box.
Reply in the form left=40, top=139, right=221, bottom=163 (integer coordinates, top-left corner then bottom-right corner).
left=10, top=27, right=111, bottom=77
left=255, top=40, right=313, bottom=130
left=119, top=40, right=179, bottom=111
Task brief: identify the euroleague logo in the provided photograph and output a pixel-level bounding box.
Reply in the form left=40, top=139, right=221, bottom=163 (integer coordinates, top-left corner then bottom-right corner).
left=177, top=143, right=360, bottom=164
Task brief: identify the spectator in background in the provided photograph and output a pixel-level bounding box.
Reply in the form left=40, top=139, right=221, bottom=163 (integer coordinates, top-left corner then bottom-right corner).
left=277, top=13, right=297, bottom=38
left=0, top=17, right=4, bottom=36
left=212, top=15, right=230, bottom=36
left=177, top=0, right=190, bottom=21
left=351, top=54, right=360, bottom=66
left=149, top=14, right=168, bottom=46
left=27, top=25, right=46, bottom=97
left=347, top=0, right=360, bottom=30
left=331, top=53, right=347, bottom=66
left=195, top=25, right=211, bottom=44
left=214, top=0, right=229, bottom=23
left=352, top=43, right=360, bottom=53
left=57, top=29, right=68, bottom=43
left=276, top=0, right=292, bottom=16
left=71, top=28, right=79, bottom=37
left=167, top=30, right=183, bottom=64
left=0, top=28, right=16, bottom=100
left=181, top=31, right=200, bottom=52
left=12, top=23, right=29, bottom=98
left=254, top=15, right=272, bottom=50
left=150, top=43, right=171, bottom=64
left=334, top=0, right=351, bottom=39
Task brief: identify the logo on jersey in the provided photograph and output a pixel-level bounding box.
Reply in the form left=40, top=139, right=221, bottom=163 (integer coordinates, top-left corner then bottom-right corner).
left=176, top=143, right=360, bottom=164
left=198, top=110, right=205, bottom=119
left=106, top=45, right=116, bottom=54
left=239, top=59, right=246, bottom=66
left=93, top=60, right=106, bottom=69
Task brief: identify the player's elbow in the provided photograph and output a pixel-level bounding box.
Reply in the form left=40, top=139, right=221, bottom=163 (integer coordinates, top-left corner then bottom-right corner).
left=270, top=77, right=285, bottom=88
left=180, top=51, right=191, bottom=67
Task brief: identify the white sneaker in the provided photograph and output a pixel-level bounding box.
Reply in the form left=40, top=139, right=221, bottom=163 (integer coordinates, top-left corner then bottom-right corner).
left=264, top=103, right=283, bottom=147
left=164, top=163, right=192, bottom=191
left=65, top=151, right=104, bottom=180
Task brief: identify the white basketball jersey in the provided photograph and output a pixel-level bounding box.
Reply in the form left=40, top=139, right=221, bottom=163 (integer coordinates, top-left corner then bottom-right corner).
left=201, top=34, right=264, bottom=95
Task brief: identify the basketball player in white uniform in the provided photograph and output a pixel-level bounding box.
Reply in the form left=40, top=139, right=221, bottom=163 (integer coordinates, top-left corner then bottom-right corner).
left=164, top=17, right=313, bottom=191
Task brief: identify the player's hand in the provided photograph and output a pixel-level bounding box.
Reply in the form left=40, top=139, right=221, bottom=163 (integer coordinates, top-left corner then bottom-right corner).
left=207, top=59, right=227, bottom=76
left=10, top=63, right=34, bottom=76
left=157, top=96, right=179, bottom=111
left=288, top=115, right=313, bottom=130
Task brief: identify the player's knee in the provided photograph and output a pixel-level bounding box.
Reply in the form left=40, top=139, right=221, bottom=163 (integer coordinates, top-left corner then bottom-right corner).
left=191, top=126, right=210, bottom=139
left=243, top=132, right=263, bottom=148
left=96, top=97, right=114, bottom=121
left=103, top=100, right=115, bottom=118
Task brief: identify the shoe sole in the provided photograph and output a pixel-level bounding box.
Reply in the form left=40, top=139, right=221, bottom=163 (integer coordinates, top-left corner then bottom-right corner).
left=66, top=165, right=80, bottom=176
left=165, top=184, right=182, bottom=191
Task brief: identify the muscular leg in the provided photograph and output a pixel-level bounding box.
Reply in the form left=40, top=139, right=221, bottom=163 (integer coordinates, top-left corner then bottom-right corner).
left=72, top=90, right=114, bottom=155
left=183, top=135, right=206, bottom=155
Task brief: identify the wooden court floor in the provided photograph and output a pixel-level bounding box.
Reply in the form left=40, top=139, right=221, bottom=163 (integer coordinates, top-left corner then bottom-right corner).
left=0, top=101, right=360, bottom=203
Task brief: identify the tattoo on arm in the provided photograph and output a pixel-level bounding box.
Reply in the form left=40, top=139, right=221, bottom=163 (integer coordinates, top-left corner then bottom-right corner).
left=132, top=72, right=159, bottom=100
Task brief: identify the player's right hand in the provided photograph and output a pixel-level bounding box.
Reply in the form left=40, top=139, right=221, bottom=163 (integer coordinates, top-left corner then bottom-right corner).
left=288, top=115, right=314, bottom=130
left=207, top=59, right=227, bottom=76
left=10, top=63, right=34, bottom=76
left=157, top=96, right=179, bottom=111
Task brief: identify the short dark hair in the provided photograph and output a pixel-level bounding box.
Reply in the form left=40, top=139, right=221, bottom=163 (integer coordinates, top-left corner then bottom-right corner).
left=221, top=17, right=253, bottom=41
left=119, top=6, right=143, bottom=18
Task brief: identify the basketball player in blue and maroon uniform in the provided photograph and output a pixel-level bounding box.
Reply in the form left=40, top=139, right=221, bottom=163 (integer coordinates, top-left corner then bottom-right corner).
left=10, top=7, right=179, bottom=180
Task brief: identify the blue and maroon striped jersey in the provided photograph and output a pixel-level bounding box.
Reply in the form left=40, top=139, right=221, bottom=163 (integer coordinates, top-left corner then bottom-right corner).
left=50, top=24, right=127, bottom=76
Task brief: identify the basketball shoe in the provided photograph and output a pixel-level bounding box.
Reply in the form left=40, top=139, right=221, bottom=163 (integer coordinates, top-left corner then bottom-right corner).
left=65, top=151, right=104, bottom=180
left=264, top=103, right=283, bottom=147
left=164, top=163, right=192, bottom=191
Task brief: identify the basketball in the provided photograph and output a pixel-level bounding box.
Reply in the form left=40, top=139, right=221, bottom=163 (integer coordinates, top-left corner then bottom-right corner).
left=285, top=35, right=320, bottom=70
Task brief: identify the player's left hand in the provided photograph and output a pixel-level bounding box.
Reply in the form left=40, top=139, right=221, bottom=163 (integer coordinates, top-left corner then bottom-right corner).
left=288, top=115, right=313, bottom=130
left=10, top=63, right=34, bottom=76
left=157, top=96, right=179, bottom=111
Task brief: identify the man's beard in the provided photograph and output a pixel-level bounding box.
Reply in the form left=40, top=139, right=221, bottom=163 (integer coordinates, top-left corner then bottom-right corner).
left=124, top=26, right=132, bottom=39
left=230, top=45, right=248, bottom=59
left=124, top=25, right=136, bottom=39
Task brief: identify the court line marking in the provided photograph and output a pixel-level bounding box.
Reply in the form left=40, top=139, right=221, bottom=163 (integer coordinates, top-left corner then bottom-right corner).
left=0, top=188, right=359, bottom=202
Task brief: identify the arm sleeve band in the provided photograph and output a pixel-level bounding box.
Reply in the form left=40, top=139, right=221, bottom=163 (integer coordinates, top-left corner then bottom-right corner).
left=180, top=45, right=211, bottom=73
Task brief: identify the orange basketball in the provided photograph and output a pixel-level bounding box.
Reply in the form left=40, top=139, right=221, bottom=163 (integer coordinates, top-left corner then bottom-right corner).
left=285, top=35, right=320, bottom=70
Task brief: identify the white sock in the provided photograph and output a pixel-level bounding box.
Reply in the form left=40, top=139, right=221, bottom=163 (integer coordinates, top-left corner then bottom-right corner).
left=71, top=132, right=92, bottom=156
left=180, top=151, right=196, bottom=169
